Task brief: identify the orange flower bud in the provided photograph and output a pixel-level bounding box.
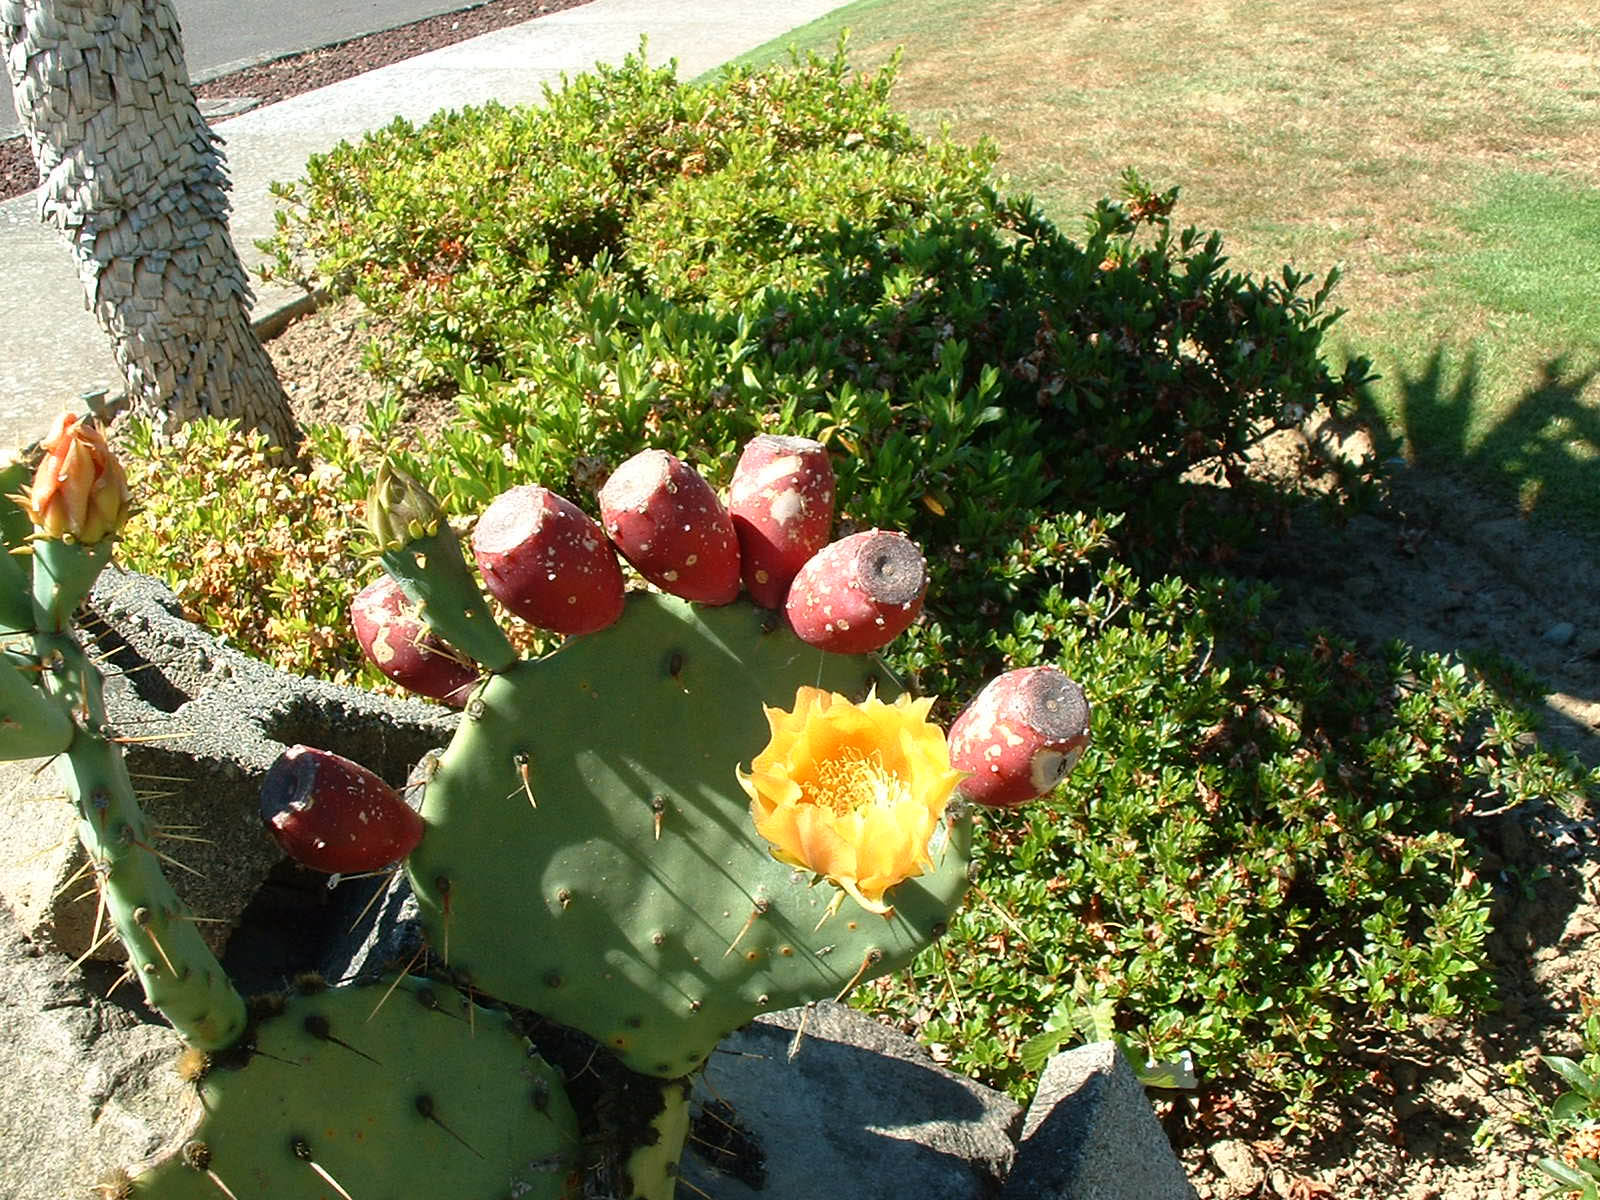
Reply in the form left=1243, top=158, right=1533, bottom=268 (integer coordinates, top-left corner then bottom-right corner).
left=25, top=413, right=130, bottom=543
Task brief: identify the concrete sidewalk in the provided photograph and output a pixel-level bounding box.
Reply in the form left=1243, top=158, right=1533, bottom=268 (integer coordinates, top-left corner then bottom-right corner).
left=0, top=0, right=849, bottom=453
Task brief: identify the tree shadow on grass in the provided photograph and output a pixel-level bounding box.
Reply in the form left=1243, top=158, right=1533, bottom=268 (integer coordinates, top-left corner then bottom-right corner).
left=1368, top=343, right=1600, bottom=527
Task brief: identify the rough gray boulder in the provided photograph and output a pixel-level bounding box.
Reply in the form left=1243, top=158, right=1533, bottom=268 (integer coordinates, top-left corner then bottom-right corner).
left=0, top=901, right=190, bottom=1200
left=683, top=1001, right=1022, bottom=1199
left=1002, top=1041, right=1198, bottom=1199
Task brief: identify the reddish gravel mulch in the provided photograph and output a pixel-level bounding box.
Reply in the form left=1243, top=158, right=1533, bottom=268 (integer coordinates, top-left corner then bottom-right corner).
left=0, top=0, right=591, bottom=202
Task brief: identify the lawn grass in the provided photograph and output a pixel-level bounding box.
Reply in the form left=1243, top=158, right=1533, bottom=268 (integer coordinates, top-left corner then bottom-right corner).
left=730, top=0, right=1600, bottom=530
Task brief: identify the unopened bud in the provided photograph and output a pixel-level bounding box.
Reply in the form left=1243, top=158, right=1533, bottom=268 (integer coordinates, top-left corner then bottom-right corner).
left=23, top=413, right=130, bottom=543
left=365, top=461, right=442, bottom=552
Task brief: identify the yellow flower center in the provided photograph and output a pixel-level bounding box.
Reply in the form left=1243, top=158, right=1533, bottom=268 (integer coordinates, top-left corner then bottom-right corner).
left=805, top=748, right=911, bottom=816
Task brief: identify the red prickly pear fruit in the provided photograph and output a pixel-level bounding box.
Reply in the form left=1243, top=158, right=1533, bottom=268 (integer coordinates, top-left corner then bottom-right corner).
left=784, top=530, right=927, bottom=654
left=728, top=434, right=835, bottom=609
left=598, top=449, right=741, bottom=605
left=472, top=484, right=625, bottom=635
left=351, top=575, right=478, bottom=708
left=259, top=745, right=424, bottom=874
left=948, top=667, right=1091, bottom=808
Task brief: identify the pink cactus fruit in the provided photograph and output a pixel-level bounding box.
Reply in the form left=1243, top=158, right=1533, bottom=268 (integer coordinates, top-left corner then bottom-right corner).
left=948, top=666, right=1091, bottom=808
left=259, top=745, right=424, bottom=874
left=351, top=575, right=478, bottom=707
left=784, top=529, right=928, bottom=654
left=728, top=433, right=836, bottom=609
left=597, top=449, right=741, bottom=605
left=472, top=484, right=626, bottom=635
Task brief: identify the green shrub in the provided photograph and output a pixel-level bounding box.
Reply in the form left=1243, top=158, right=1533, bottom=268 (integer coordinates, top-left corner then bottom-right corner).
left=260, top=47, right=922, bottom=390
left=858, top=512, right=1577, bottom=1131
left=116, top=419, right=375, bottom=685
left=263, top=46, right=1373, bottom=564
left=1521, top=998, right=1600, bottom=1197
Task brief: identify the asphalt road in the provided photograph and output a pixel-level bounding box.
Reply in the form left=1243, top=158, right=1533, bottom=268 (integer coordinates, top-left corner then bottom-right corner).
left=1, top=0, right=482, bottom=139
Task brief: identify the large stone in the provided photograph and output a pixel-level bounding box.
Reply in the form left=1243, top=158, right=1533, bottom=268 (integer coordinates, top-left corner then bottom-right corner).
left=0, top=901, right=191, bottom=1200
left=682, top=1000, right=1022, bottom=1199
left=1001, top=1042, right=1196, bottom=1199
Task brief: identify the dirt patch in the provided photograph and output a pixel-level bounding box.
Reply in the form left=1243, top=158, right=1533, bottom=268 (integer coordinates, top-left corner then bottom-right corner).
left=1246, top=421, right=1600, bottom=766
left=0, top=0, right=592, bottom=202
left=264, top=296, right=1600, bottom=1200
left=267, top=293, right=460, bottom=441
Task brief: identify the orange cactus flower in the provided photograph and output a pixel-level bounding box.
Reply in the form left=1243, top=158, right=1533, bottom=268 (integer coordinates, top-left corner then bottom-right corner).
left=24, top=413, right=130, bottom=543
left=738, top=686, right=965, bottom=918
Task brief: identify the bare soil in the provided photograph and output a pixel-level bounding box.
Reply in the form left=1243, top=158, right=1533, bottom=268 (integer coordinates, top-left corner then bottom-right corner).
left=267, top=297, right=1600, bottom=1200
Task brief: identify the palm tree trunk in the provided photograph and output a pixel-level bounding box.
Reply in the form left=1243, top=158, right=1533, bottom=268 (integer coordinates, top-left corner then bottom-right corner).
left=1, top=0, right=300, bottom=451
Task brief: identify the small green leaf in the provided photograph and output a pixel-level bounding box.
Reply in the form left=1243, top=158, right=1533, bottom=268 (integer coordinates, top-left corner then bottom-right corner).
left=1019, top=1027, right=1070, bottom=1074
left=1547, top=1057, right=1600, bottom=1099
left=1553, top=1093, right=1592, bottom=1124
left=1538, top=1155, right=1597, bottom=1192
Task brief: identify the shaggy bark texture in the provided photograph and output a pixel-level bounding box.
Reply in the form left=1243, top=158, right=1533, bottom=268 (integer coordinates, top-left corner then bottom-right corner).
left=1, top=0, right=297, bottom=449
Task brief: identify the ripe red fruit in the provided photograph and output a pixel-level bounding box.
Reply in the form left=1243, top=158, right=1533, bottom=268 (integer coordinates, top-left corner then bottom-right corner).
left=259, top=745, right=424, bottom=874
left=598, top=450, right=741, bottom=605
left=472, top=484, right=625, bottom=635
left=728, top=434, right=835, bottom=609
left=948, top=667, right=1091, bottom=808
left=784, top=530, right=927, bottom=654
left=351, top=575, right=478, bottom=707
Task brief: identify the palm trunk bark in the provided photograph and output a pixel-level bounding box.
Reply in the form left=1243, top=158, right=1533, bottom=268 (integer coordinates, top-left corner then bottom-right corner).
left=1, top=0, right=299, bottom=451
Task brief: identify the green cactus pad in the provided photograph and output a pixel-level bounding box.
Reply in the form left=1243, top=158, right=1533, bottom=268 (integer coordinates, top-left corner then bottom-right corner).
left=0, top=648, right=73, bottom=760
left=0, top=456, right=33, bottom=632
left=624, top=1079, right=692, bottom=1200
left=39, top=630, right=247, bottom=1049
left=131, top=976, right=581, bottom=1199
left=406, top=592, right=972, bottom=1078
left=30, top=536, right=112, bottom=633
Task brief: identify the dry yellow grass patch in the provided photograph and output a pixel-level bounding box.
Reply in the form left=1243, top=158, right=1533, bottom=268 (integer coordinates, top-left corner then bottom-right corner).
left=835, top=0, right=1600, bottom=324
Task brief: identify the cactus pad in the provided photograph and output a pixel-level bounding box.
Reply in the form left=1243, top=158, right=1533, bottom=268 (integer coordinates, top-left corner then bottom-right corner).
left=405, top=592, right=972, bottom=1078
left=131, top=976, right=581, bottom=1199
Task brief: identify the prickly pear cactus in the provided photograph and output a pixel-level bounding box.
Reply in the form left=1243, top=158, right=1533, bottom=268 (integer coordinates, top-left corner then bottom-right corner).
left=1, top=419, right=580, bottom=1200
left=132, top=976, right=581, bottom=1200
left=404, top=592, right=972, bottom=1078
left=3, top=420, right=1091, bottom=1200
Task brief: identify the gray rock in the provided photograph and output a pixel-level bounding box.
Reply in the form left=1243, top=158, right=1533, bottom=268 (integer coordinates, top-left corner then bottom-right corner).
left=683, top=1001, right=1022, bottom=1199
left=1543, top=621, right=1577, bottom=648
left=1208, top=1137, right=1266, bottom=1197
left=0, top=902, right=193, bottom=1200
left=1001, top=1042, right=1195, bottom=1200
left=318, top=869, right=425, bottom=986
